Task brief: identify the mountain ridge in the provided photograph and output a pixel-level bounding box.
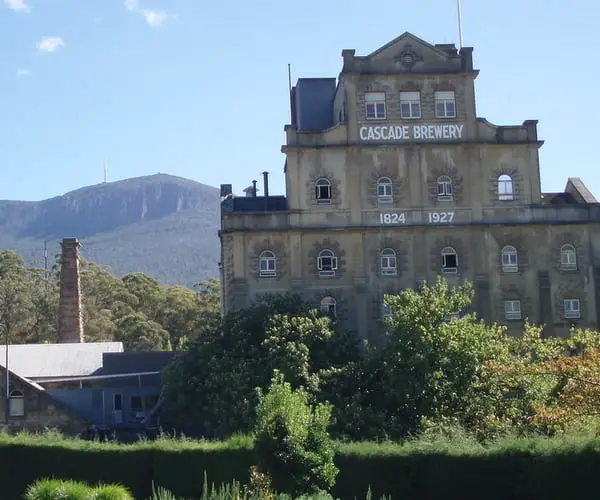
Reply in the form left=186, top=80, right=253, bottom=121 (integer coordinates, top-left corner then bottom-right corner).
left=0, top=174, right=221, bottom=287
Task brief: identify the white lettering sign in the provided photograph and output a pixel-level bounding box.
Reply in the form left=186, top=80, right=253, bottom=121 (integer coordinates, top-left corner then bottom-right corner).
left=428, top=211, right=455, bottom=224
left=380, top=213, right=407, bottom=224
left=359, top=124, right=464, bottom=142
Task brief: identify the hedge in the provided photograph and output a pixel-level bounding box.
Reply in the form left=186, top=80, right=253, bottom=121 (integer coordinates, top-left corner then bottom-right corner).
left=2, top=432, right=600, bottom=500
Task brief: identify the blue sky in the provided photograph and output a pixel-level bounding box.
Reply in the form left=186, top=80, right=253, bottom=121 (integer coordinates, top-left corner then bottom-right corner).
left=0, top=0, right=598, bottom=201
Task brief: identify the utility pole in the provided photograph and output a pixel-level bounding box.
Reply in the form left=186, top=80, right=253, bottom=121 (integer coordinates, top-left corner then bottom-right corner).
left=1, top=323, right=8, bottom=425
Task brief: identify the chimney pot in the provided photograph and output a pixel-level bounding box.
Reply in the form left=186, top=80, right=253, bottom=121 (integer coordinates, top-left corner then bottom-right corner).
left=58, top=238, right=84, bottom=343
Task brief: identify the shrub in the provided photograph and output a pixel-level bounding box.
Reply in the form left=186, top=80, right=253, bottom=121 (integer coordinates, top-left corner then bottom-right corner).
left=149, top=485, right=180, bottom=500
left=254, top=371, right=338, bottom=496
left=24, top=479, right=91, bottom=500
left=91, top=483, right=134, bottom=500
left=24, top=478, right=134, bottom=500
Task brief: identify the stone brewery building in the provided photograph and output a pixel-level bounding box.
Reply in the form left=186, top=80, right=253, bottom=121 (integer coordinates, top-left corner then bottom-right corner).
left=219, top=32, right=600, bottom=342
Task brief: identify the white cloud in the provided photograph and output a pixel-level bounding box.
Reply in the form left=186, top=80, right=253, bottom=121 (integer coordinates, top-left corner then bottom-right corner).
left=16, top=68, right=30, bottom=76
left=124, top=0, right=139, bottom=11
left=142, top=9, right=169, bottom=27
left=4, top=0, right=30, bottom=12
left=36, top=36, right=65, bottom=53
left=124, top=0, right=173, bottom=27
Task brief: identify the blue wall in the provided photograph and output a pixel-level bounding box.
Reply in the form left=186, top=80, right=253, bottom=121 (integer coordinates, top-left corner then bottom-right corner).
left=48, top=386, right=161, bottom=427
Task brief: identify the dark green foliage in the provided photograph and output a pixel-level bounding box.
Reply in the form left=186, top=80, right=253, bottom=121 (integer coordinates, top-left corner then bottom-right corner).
left=0, top=443, right=153, bottom=500
left=254, top=372, right=338, bottom=496
left=163, top=293, right=358, bottom=437
left=0, top=247, right=220, bottom=349
left=8, top=432, right=600, bottom=500
left=0, top=174, right=219, bottom=287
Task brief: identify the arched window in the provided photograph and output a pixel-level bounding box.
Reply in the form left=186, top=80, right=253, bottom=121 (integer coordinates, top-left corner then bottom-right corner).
left=9, top=389, right=24, bottom=417
left=437, top=175, right=453, bottom=201
left=376, top=177, right=393, bottom=203
left=320, top=296, right=336, bottom=318
left=317, top=249, right=338, bottom=277
left=315, top=178, right=332, bottom=204
left=258, top=250, right=276, bottom=278
left=441, top=246, right=458, bottom=274
left=498, top=174, right=514, bottom=201
left=501, top=245, right=518, bottom=273
left=560, top=244, right=577, bottom=271
left=380, top=248, right=397, bottom=276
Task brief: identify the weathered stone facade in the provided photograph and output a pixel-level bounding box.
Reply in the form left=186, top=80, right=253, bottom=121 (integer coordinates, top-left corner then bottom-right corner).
left=58, top=237, right=84, bottom=343
left=0, top=369, right=88, bottom=434
left=219, top=32, right=600, bottom=341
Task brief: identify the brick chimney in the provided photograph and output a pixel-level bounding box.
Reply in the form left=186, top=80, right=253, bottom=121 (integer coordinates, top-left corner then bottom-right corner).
left=58, top=238, right=84, bottom=343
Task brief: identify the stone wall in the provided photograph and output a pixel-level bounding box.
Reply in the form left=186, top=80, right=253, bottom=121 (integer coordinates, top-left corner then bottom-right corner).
left=0, top=370, right=88, bottom=435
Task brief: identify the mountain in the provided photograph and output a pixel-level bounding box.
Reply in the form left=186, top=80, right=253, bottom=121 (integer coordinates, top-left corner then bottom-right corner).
left=0, top=174, right=221, bottom=287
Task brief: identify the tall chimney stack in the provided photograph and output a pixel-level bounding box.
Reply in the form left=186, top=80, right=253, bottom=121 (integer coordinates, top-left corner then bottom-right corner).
left=58, top=238, right=84, bottom=343
left=262, top=171, right=269, bottom=198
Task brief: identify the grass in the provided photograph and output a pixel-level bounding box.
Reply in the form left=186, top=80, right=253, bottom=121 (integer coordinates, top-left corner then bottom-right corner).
left=3, top=426, right=600, bottom=457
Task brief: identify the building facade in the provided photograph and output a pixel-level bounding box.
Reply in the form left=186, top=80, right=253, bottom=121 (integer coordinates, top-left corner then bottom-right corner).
left=219, top=32, right=600, bottom=343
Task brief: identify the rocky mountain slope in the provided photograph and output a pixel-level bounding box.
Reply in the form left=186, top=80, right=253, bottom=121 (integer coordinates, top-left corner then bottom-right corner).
left=0, top=174, right=220, bottom=287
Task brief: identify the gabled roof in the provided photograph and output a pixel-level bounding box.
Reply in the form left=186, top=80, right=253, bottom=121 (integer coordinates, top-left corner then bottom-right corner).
left=363, top=32, right=455, bottom=59
left=0, top=342, right=124, bottom=380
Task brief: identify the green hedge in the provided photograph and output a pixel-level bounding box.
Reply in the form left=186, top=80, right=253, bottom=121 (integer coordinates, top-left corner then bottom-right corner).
left=3, top=432, right=600, bottom=500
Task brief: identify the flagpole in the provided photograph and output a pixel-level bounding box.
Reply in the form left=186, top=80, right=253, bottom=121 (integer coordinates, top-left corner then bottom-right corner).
left=457, top=0, right=464, bottom=50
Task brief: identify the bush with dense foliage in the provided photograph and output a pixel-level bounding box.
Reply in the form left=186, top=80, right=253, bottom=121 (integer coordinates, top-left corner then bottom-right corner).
left=8, top=429, right=600, bottom=500
left=24, top=478, right=133, bottom=500
left=254, top=372, right=338, bottom=496
left=164, top=276, right=600, bottom=441
left=163, top=293, right=361, bottom=437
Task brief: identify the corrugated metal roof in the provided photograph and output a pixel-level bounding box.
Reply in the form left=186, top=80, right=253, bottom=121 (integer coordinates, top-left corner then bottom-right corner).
left=101, top=351, right=177, bottom=375
left=0, top=342, right=124, bottom=379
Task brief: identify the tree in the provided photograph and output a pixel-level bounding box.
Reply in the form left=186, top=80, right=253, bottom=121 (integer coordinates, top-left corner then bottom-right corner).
left=157, top=285, right=203, bottom=349
left=0, top=251, right=35, bottom=343
left=254, top=371, right=338, bottom=496
left=162, top=293, right=349, bottom=437
left=121, top=272, right=163, bottom=321
left=114, top=312, right=170, bottom=351
left=483, top=327, right=600, bottom=434
left=79, top=261, right=137, bottom=342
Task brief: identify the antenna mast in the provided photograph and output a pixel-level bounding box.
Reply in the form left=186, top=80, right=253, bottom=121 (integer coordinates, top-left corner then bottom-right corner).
left=103, top=159, right=108, bottom=183
left=287, top=63, right=293, bottom=124
left=43, top=239, right=48, bottom=284
left=457, top=0, right=464, bottom=50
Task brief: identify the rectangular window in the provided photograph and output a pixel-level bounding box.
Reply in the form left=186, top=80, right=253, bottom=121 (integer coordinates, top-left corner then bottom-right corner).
left=9, top=397, right=24, bottom=417
left=442, top=253, right=458, bottom=274
left=502, top=253, right=518, bottom=273
left=504, top=300, right=521, bottom=320
left=130, top=395, right=143, bottom=411
left=564, top=299, right=581, bottom=319
left=400, top=91, right=421, bottom=119
left=113, top=393, right=123, bottom=411
left=435, top=91, right=456, bottom=118
left=365, top=92, right=386, bottom=120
